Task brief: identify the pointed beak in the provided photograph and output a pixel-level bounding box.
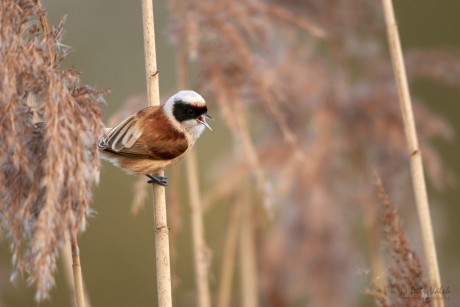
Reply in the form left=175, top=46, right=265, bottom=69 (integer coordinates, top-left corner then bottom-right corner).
left=197, top=113, right=213, bottom=131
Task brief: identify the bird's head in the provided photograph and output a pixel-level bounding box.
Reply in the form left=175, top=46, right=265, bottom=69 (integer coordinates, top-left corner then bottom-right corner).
left=163, top=90, right=212, bottom=141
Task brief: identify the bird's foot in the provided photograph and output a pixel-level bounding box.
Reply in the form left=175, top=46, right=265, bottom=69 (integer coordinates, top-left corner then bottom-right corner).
left=146, top=174, right=168, bottom=186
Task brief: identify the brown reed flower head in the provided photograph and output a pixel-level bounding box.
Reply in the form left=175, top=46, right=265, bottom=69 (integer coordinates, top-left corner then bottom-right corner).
left=169, top=0, right=456, bottom=305
left=0, top=0, right=105, bottom=300
left=369, top=178, right=430, bottom=306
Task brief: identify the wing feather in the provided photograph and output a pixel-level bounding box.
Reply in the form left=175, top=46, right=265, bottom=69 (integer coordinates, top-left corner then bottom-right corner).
left=100, top=114, right=144, bottom=153
left=112, top=119, right=135, bottom=149
left=122, top=124, right=143, bottom=148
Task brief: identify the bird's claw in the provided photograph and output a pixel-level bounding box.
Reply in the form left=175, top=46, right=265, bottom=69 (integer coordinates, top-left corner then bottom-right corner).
left=146, top=174, right=168, bottom=186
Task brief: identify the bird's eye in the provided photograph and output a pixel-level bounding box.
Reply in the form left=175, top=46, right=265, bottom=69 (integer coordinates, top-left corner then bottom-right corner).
left=187, top=108, right=195, bottom=116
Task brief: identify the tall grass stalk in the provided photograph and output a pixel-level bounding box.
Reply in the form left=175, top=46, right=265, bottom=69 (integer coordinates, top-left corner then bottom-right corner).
left=381, top=0, right=443, bottom=304
left=141, top=1, right=172, bottom=306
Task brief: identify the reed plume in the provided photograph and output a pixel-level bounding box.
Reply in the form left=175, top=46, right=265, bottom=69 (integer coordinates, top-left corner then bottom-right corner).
left=0, top=0, right=105, bottom=300
left=168, top=0, right=456, bottom=305
left=369, top=177, right=430, bottom=306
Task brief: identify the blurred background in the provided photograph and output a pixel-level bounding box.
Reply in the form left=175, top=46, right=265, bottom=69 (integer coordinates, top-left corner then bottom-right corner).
left=1, top=0, right=459, bottom=306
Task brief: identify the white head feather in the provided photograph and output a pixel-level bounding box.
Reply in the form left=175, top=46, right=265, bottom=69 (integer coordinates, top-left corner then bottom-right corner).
left=163, top=90, right=208, bottom=144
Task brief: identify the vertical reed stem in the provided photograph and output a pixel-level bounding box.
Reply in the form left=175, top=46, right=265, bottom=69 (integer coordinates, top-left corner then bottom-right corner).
left=63, top=242, right=92, bottom=307
left=217, top=199, right=243, bottom=307
left=171, top=0, right=212, bottom=302
left=186, top=151, right=212, bottom=307
left=238, top=185, right=259, bottom=307
left=142, top=1, right=172, bottom=306
left=381, top=1, right=443, bottom=305
left=70, top=233, right=85, bottom=307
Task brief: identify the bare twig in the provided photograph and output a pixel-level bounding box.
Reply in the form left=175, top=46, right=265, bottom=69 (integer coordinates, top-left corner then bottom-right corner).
left=381, top=1, right=443, bottom=305
left=141, top=1, right=172, bottom=306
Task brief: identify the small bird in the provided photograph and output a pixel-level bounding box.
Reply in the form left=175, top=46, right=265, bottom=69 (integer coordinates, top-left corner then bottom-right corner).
left=98, top=90, right=212, bottom=186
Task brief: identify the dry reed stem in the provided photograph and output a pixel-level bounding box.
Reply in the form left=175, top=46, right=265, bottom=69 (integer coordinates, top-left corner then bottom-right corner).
left=238, top=185, right=259, bottom=307
left=213, top=86, right=271, bottom=213
left=62, top=242, right=92, bottom=307
left=165, top=166, right=183, bottom=294
left=141, top=1, right=172, bottom=306
left=186, top=152, right=212, bottom=307
left=70, top=233, right=85, bottom=307
left=381, top=1, right=443, bottom=305
left=217, top=198, right=243, bottom=307
left=171, top=0, right=212, bottom=303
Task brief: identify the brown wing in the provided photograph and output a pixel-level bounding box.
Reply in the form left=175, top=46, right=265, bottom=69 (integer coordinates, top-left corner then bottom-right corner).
left=99, top=106, right=188, bottom=160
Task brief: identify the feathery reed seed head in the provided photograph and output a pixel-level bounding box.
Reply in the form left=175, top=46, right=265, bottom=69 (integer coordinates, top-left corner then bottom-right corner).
left=167, top=0, right=455, bottom=305
left=0, top=0, right=105, bottom=300
left=369, top=178, right=430, bottom=306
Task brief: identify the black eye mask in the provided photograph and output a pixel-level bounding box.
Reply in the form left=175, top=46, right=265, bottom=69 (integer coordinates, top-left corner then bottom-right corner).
left=173, top=100, right=208, bottom=122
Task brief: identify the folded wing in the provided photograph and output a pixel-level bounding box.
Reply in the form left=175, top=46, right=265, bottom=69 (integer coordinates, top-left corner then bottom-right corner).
left=98, top=106, right=188, bottom=160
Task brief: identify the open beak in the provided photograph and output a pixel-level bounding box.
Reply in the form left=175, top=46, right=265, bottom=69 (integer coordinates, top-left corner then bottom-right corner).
left=197, top=113, right=213, bottom=131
